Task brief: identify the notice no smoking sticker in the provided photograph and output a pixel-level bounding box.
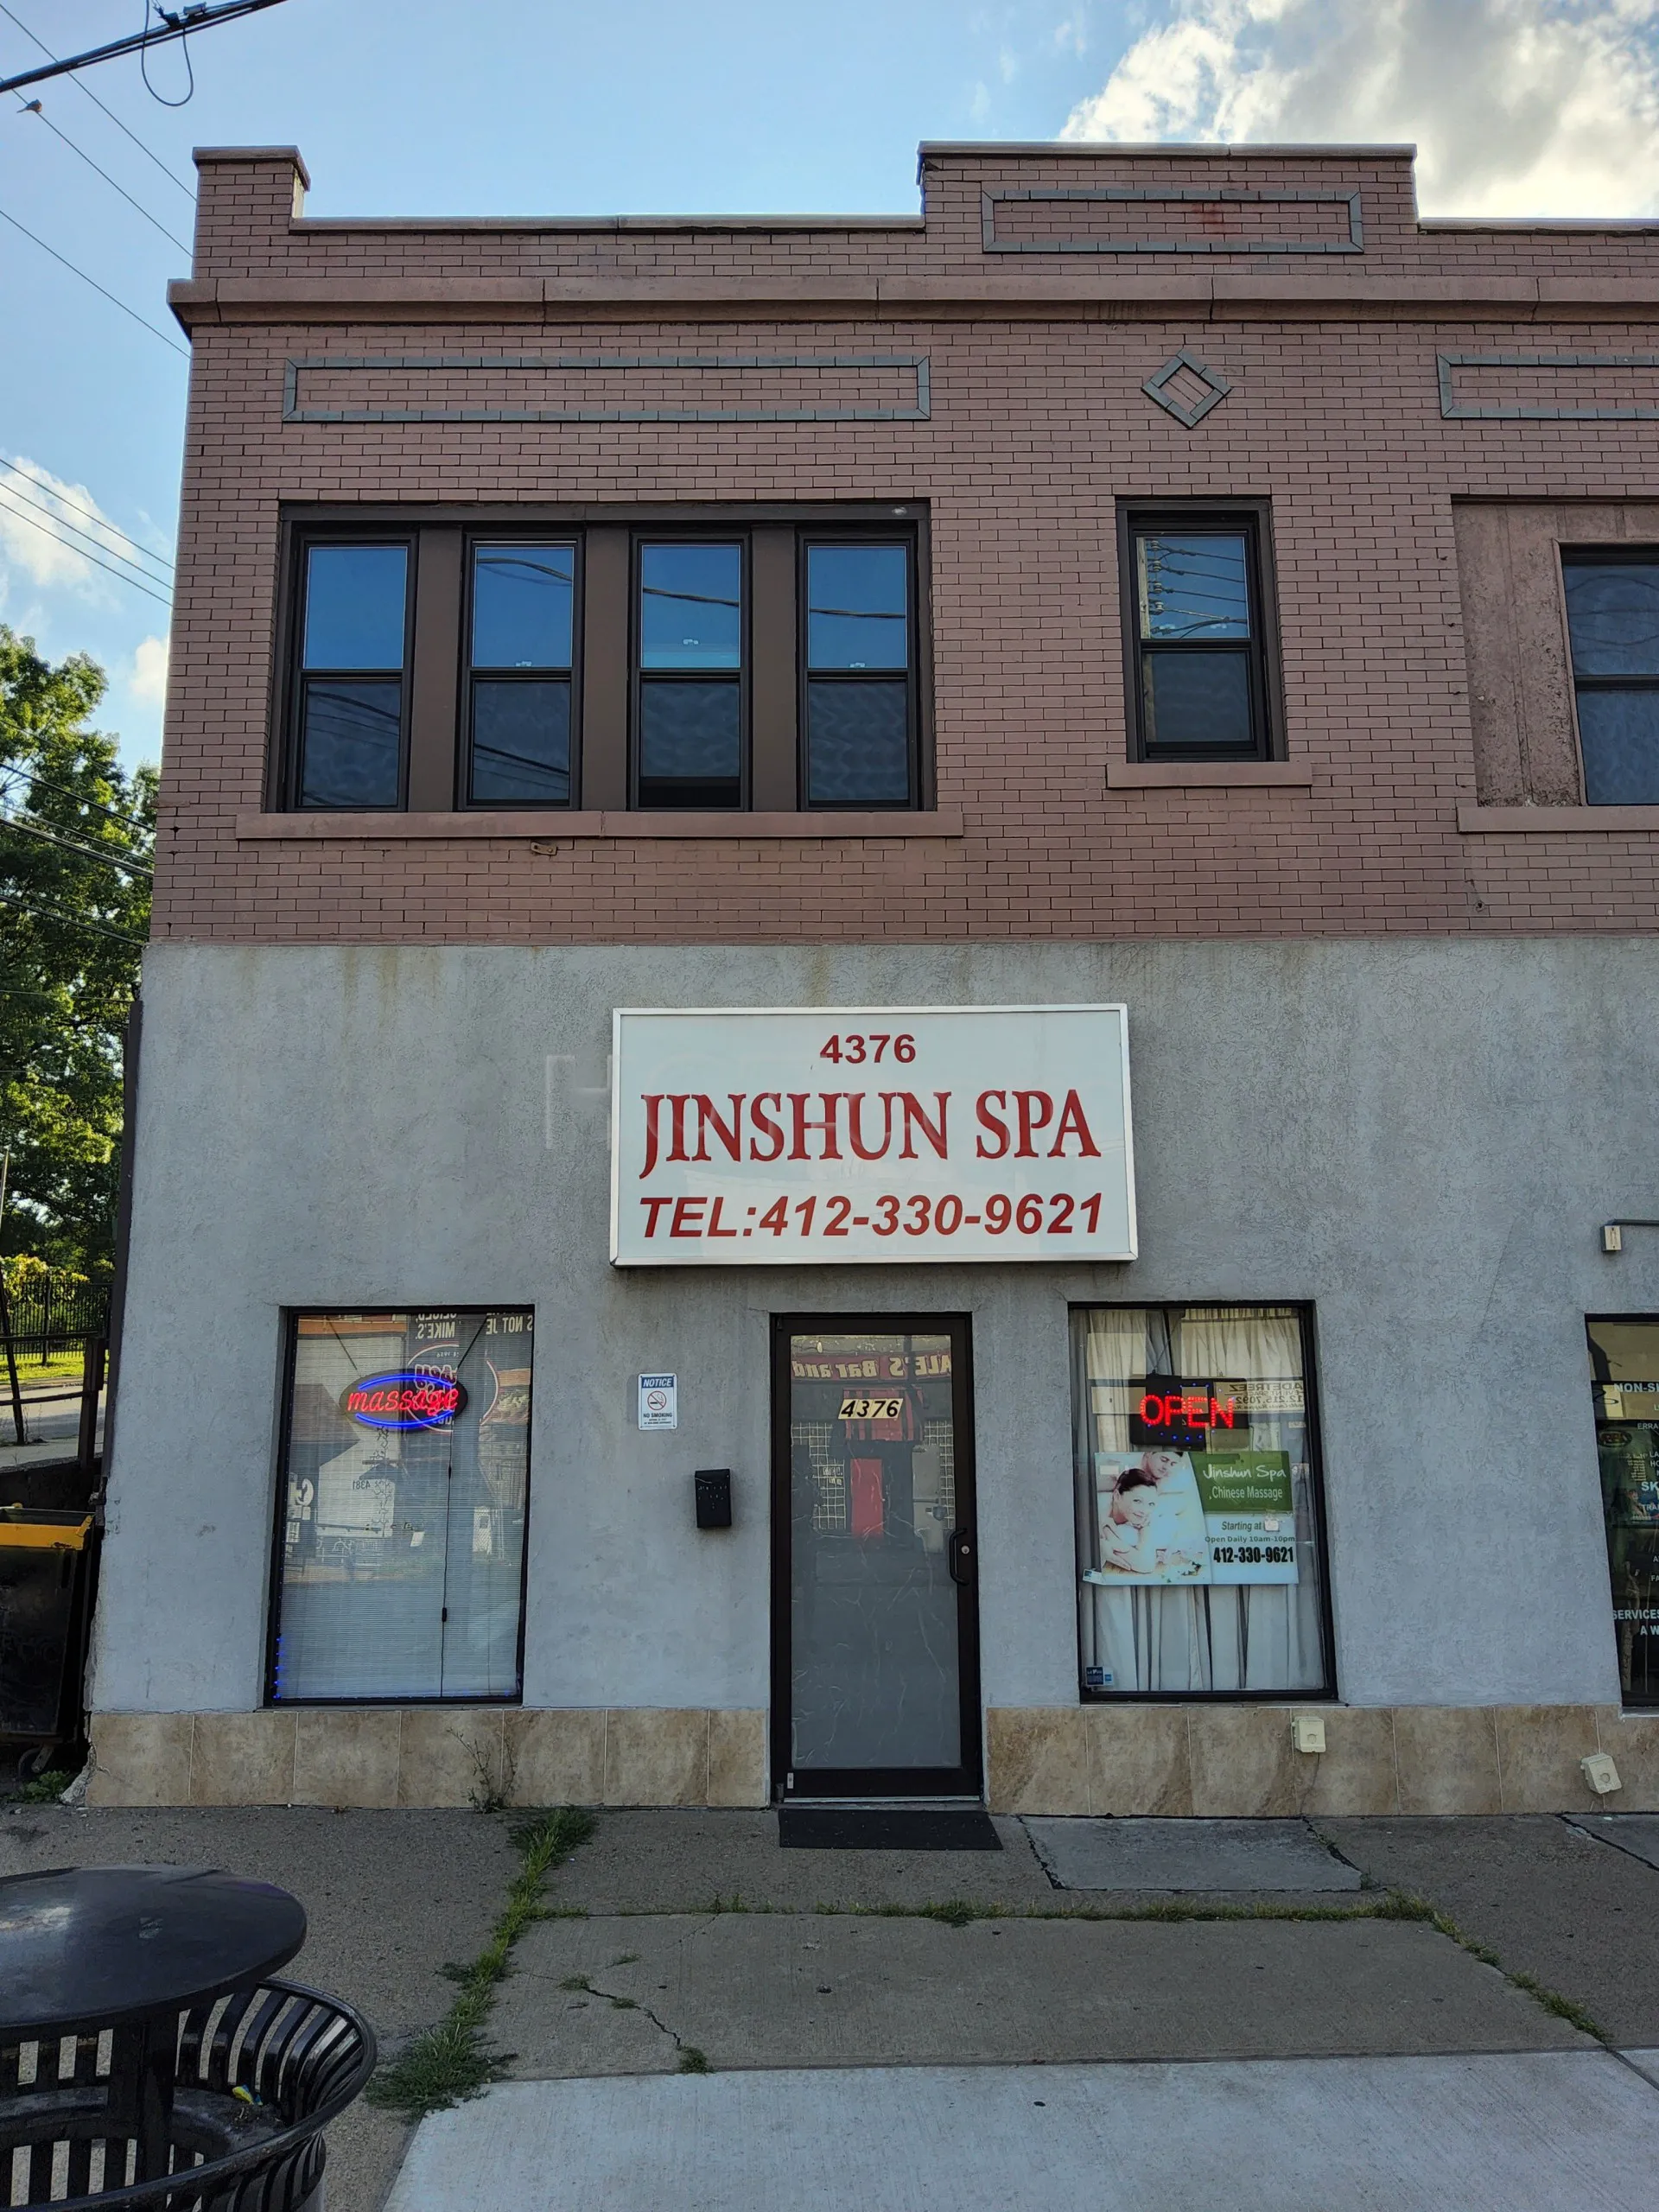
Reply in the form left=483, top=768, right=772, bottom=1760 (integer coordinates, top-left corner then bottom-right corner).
left=638, top=1374, right=677, bottom=1431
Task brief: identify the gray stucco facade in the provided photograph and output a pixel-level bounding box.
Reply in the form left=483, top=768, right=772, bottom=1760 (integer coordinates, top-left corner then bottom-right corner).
left=92, top=935, right=1656, bottom=1785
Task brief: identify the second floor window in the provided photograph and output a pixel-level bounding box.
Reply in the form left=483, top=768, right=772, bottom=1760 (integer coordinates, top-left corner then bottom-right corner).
left=1123, top=507, right=1277, bottom=762
left=1563, top=551, right=1659, bottom=804
left=636, top=542, right=745, bottom=808
left=295, top=542, right=410, bottom=808
left=467, top=543, right=576, bottom=805
left=804, top=543, right=915, bottom=806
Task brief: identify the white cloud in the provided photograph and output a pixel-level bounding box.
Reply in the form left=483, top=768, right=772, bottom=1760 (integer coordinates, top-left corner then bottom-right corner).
left=130, top=634, right=170, bottom=706
left=0, top=456, right=165, bottom=603
left=1062, top=0, right=1659, bottom=217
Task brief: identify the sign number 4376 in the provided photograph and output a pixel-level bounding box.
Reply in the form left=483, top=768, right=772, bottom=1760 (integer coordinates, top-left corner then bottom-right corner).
left=820, top=1033, right=915, bottom=1064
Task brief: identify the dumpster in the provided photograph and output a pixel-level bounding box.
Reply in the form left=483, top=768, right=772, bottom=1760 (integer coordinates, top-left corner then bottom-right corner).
left=0, top=1505, right=97, bottom=1772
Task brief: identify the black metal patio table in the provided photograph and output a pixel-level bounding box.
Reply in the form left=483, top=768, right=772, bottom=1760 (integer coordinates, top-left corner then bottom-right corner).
left=0, top=1864, right=375, bottom=2209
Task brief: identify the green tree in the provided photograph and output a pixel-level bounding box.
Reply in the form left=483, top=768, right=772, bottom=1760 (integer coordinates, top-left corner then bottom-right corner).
left=0, top=625, right=155, bottom=1281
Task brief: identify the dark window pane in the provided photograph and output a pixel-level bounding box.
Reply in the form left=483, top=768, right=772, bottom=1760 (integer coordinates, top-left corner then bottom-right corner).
left=639, top=680, right=741, bottom=807
left=807, top=545, right=909, bottom=670
left=299, top=679, right=402, bottom=807
left=472, top=543, right=574, bottom=670
left=1137, top=532, right=1250, bottom=641
left=1564, top=562, right=1659, bottom=677
left=639, top=543, right=741, bottom=670
left=806, top=681, right=911, bottom=804
left=1142, top=648, right=1253, bottom=753
left=302, top=544, right=408, bottom=671
left=470, top=680, right=571, bottom=805
left=1577, top=688, right=1659, bottom=803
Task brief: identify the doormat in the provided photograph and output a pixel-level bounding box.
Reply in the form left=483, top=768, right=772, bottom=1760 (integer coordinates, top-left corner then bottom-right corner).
left=779, top=1807, right=1002, bottom=1852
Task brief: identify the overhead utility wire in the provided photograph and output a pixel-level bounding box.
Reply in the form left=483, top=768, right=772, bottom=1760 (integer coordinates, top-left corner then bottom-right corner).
left=0, top=204, right=188, bottom=357
left=0, top=810, right=155, bottom=878
left=0, top=887, right=146, bottom=947
left=0, top=458, right=174, bottom=569
left=12, top=97, right=194, bottom=254
left=0, top=490, right=175, bottom=607
left=0, top=0, right=289, bottom=98
left=0, top=766, right=154, bottom=840
left=0, top=2, right=195, bottom=195
left=0, top=473, right=173, bottom=586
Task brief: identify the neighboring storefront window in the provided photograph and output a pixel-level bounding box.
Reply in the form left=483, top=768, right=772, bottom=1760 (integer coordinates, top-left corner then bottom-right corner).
left=1586, top=1318, right=1659, bottom=1707
left=1071, top=1305, right=1332, bottom=1696
left=270, top=1309, right=532, bottom=1702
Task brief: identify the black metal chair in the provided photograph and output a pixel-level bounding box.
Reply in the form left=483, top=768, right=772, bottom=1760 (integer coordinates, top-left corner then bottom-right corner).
left=0, top=1977, right=376, bottom=2209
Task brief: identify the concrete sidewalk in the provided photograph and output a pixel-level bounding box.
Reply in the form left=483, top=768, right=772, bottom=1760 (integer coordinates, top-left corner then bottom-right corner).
left=4, top=1802, right=1657, bottom=2209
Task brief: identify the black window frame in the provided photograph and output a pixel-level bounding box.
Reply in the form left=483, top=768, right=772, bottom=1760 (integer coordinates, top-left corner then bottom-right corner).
left=270, top=505, right=932, bottom=816
left=798, top=531, right=921, bottom=811
left=1561, top=543, right=1659, bottom=807
left=283, top=530, right=418, bottom=811
left=461, top=530, right=584, bottom=810
left=629, top=530, right=752, bottom=812
left=1118, top=502, right=1282, bottom=764
left=1069, top=1300, right=1338, bottom=1705
left=264, top=1304, right=535, bottom=1708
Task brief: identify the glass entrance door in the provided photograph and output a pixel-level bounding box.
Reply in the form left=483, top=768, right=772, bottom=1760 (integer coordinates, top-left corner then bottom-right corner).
left=772, top=1318, right=980, bottom=1797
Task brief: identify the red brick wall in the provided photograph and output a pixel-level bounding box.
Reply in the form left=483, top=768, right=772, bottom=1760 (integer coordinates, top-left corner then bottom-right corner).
left=153, top=146, right=1659, bottom=944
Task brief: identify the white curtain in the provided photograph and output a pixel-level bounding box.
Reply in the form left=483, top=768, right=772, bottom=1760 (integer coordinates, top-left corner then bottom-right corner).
left=1074, top=1305, right=1327, bottom=1695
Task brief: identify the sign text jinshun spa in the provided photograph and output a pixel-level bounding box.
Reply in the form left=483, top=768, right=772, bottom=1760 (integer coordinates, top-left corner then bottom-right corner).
left=610, top=1006, right=1136, bottom=1266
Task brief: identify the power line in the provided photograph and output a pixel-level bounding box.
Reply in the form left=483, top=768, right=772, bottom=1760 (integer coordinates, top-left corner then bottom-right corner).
left=0, top=887, right=146, bottom=947
left=0, top=766, right=154, bottom=840
left=0, top=202, right=188, bottom=358
left=0, top=810, right=154, bottom=878
left=0, top=472, right=173, bottom=587
left=12, top=96, right=194, bottom=254
left=0, top=0, right=290, bottom=99
left=0, top=489, right=174, bottom=608
left=0, top=457, right=174, bottom=570
left=0, top=3, right=195, bottom=197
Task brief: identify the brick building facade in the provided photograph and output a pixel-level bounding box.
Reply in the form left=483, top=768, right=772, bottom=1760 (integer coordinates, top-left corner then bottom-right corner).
left=88, top=140, right=1659, bottom=1815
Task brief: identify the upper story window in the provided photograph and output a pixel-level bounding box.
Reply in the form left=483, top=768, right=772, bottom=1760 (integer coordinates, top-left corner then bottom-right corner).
left=1563, top=551, right=1659, bottom=804
left=272, top=512, right=929, bottom=816
left=293, top=541, right=411, bottom=808
left=467, top=541, right=576, bottom=806
left=1121, top=505, right=1279, bottom=762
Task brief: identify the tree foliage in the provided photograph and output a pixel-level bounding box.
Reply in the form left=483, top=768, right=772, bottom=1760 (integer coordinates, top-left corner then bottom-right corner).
left=0, top=625, right=155, bottom=1280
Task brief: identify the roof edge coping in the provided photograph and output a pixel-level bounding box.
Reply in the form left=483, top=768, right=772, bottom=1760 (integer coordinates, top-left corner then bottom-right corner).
left=194, top=143, right=310, bottom=186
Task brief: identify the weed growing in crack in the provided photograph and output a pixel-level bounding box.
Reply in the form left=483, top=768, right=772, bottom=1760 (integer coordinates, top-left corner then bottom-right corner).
left=368, top=1806, right=597, bottom=2120
left=677, top=2046, right=711, bottom=2074
left=558, top=1974, right=594, bottom=1993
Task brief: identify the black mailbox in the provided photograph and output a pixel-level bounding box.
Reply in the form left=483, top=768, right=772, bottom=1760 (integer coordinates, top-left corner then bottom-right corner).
left=694, top=1468, right=733, bottom=1529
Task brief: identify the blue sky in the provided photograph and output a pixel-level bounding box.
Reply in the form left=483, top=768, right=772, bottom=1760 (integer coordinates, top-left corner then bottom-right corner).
left=3, top=0, right=1656, bottom=772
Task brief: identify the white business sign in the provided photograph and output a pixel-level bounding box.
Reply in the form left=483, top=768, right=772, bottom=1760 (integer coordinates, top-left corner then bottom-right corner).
left=610, top=1005, right=1135, bottom=1267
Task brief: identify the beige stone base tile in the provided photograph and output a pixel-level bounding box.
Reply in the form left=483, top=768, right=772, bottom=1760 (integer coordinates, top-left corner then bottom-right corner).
left=191, top=1711, right=296, bottom=1806
left=86, top=1713, right=194, bottom=1807
left=708, top=1710, right=767, bottom=1808
left=1300, top=1706, right=1399, bottom=1816
left=505, top=1709, right=606, bottom=1807
left=603, top=1708, right=709, bottom=1808
left=1596, top=1708, right=1659, bottom=1809
left=1394, top=1707, right=1503, bottom=1815
left=291, top=1709, right=402, bottom=1808
left=1084, top=1705, right=1192, bottom=1816
left=1187, top=1706, right=1302, bottom=1818
left=1496, top=1705, right=1603, bottom=1813
left=985, top=1707, right=1087, bottom=1815
left=397, top=1709, right=505, bottom=1808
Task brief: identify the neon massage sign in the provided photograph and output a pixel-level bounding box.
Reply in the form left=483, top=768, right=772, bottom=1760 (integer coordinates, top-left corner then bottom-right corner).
left=340, top=1370, right=467, bottom=1433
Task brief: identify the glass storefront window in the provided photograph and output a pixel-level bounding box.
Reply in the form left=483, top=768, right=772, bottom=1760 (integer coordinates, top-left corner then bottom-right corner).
left=270, top=1308, right=532, bottom=1702
left=1070, top=1304, right=1332, bottom=1697
left=1586, top=1318, right=1659, bottom=1707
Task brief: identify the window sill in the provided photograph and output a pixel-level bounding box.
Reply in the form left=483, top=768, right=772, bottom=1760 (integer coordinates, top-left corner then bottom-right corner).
left=1457, top=802, right=1659, bottom=833
left=1105, top=760, right=1313, bottom=789
left=234, top=807, right=964, bottom=841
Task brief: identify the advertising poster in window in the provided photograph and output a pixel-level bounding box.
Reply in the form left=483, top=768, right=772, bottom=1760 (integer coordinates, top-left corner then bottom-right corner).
left=1088, top=1447, right=1297, bottom=1586
left=1593, top=1408, right=1659, bottom=1706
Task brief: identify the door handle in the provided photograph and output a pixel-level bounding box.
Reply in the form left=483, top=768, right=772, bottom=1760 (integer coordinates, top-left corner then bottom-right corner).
left=948, top=1529, right=975, bottom=1586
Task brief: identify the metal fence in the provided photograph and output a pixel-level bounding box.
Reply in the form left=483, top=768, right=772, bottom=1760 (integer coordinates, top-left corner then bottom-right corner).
left=1, top=1280, right=109, bottom=1363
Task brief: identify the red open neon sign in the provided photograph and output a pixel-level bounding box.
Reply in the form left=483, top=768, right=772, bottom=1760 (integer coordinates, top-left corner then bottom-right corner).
left=1137, top=1391, right=1237, bottom=1431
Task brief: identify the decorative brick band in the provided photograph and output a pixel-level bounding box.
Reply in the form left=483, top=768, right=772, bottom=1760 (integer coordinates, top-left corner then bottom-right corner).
left=282, top=352, right=932, bottom=424
left=981, top=187, right=1364, bottom=256
left=1438, top=351, right=1659, bottom=421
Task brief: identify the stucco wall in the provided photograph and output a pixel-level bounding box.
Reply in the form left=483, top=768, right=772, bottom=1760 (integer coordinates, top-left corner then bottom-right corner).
left=94, top=935, right=1659, bottom=1723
